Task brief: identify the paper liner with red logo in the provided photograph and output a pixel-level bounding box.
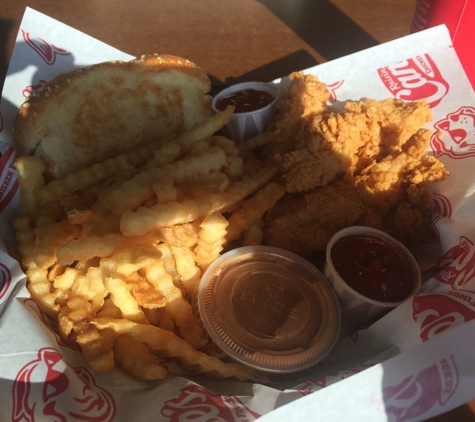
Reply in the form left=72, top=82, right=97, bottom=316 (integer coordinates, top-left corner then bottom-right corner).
left=12, top=347, right=116, bottom=422
left=382, top=356, right=459, bottom=422
left=2, top=8, right=475, bottom=422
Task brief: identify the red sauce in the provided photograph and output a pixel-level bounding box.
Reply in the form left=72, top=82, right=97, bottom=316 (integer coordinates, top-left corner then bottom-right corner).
left=216, top=89, right=274, bottom=113
left=330, top=235, right=414, bottom=303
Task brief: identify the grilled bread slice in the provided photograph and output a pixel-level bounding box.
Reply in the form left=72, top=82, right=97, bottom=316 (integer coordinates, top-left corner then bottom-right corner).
left=13, top=54, right=213, bottom=180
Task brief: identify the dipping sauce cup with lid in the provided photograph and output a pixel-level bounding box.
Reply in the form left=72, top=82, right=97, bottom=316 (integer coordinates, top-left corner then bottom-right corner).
left=212, top=81, right=279, bottom=143
left=324, top=226, right=421, bottom=334
left=198, top=246, right=341, bottom=374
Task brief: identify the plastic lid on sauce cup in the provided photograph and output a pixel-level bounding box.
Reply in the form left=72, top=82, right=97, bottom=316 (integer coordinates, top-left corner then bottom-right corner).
left=324, top=226, right=422, bottom=333
left=211, top=82, right=279, bottom=144
left=198, top=246, right=341, bottom=374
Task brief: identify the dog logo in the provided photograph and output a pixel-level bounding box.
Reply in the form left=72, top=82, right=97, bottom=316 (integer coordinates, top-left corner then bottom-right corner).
left=431, top=236, right=475, bottom=290
left=431, top=106, right=475, bottom=158
left=0, top=144, right=19, bottom=213
left=326, top=80, right=345, bottom=102
left=162, top=384, right=260, bottom=421
left=377, top=54, right=449, bottom=108
left=0, top=262, right=11, bottom=300
left=21, top=29, right=71, bottom=65
left=382, top=356, right=459, bottom=421
left=413, top=290, right=475, bottom=342
left=12, top=347, right=116, bottom=422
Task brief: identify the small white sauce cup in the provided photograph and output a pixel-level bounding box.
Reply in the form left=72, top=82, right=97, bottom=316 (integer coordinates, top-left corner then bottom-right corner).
left=324, top=226, right=421, bottom=335
left=211, top=81, right=279, bottom=143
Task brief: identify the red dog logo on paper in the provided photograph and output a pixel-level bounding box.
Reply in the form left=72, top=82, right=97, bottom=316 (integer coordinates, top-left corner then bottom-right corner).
left=432, top=236, right=475, bottom=289
left=413, top=289, right=475, bottom=342
left=22, top=79, right=48, bottom=98
left=12, top=347, right=116, bottom=422
left=0, top=262, right=12, bottom=300
left=418, top=193, right=452, bottom=244
left=21, top=29, right=71, bottom=65
left=161, top=385, right=261, bottom=421
left=326, top=80, right=344, bottom=102
left=382, top=356, right=459, bottom=421
left=377, top=54, right=449, bottom=108
left=430, top=106, right=475, bottom=158
left=0, top=144, right=19, bottom=213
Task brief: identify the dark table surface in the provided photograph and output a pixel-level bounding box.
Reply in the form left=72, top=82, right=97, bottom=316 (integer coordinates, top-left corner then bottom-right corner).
left=1, top=0, right=474, bottom=420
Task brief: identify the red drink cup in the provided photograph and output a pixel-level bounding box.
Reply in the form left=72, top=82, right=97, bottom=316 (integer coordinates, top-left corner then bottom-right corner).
left=411, top=0, right=475, bottom=90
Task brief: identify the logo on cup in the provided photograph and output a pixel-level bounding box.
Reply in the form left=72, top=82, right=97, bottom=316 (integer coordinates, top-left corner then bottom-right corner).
left=382, top=356, right=459, bottom=421
left=12, top=347, right=116, bottom=422
left=430, top=106, right=475, bottom=159
left=21, top=29, right=71, bottom=65
left=161, top=385, right=260, bottom=421
left=413, top=289, right=475, bottom=342
left=377, top=54, right=449, bottom=107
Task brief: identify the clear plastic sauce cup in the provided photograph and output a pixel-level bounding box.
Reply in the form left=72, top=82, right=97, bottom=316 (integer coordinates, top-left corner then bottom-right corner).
left=198, top=246, right=341, bottom=374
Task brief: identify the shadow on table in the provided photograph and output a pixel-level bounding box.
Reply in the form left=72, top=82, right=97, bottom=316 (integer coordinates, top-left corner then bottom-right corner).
left=257, top=0, right=379, bottom=61
left=209, top=49, right=320, bottom=95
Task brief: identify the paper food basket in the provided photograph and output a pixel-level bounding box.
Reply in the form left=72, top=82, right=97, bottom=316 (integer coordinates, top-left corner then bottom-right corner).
left=1, top=8, right=475, bottom=422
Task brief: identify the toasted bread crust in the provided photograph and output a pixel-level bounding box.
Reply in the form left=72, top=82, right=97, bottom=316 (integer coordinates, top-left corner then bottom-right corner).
left=13, top=54, right=212, bottom=180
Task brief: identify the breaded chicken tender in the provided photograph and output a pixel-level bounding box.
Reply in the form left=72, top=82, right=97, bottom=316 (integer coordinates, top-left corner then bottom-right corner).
left=262, top=73, right=450, bottom=256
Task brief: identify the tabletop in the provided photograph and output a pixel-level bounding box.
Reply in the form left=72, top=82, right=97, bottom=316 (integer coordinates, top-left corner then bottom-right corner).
left=1, top=0, right=474, bottom=420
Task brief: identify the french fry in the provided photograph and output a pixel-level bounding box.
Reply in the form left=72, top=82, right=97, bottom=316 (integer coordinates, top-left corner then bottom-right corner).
left=170, top=246, right=201, bottom=299
left=106, top=147, right=228, bottom=214
left=145, top=142, right=181, bottom=169
left=26, top=267, right=60, bottom=317
left=13, top=217, right=36, bottom=269
left=91, top=317, right=265, bottom=382
left=15, top=156, right=45, bottom=219
left=56, top=233, right=158, bottom=265
left=145, top=260, right=206, bottom=349
left=173, top=106, right=234, bottom=153
left=195, top=212, right=229, bottom=270
left=33, top=220, right=80, bottom=269
left=242, top=218, right=265, bottom=246
left=225, top=182, right=285, bottom=242
left=15, top=105, right=280, bottom=382
left=76, top=326, right=115, bottom=373
left=103, top=276, right=149, bottom=324
left=155, top=223, right=200, bottom=248
left=114, top=334, right=168, bottom=380
left=120, top=191, right=228, bottom=236
left=36, top=139, right=174, bottom=205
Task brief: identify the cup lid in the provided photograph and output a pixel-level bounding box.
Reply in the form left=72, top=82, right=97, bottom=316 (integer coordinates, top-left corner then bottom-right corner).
left=198, top=246, right=341, bottom=373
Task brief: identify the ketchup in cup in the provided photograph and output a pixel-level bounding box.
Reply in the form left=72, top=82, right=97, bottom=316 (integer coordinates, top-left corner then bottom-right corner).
left=215, top=89, right=275, bottom=114
left=324, top=226, right=421, bottom=334
left=211, top=81, right=279, bottom=143
left=330, top=235, right=414, bottom=303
